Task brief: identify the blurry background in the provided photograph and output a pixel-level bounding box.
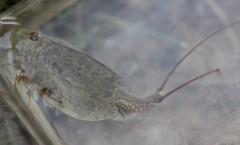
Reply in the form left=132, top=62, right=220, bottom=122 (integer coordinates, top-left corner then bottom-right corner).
left=1, top=0, right=240, bottom=145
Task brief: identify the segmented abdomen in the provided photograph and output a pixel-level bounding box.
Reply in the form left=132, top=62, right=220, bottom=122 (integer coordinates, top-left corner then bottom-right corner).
left=115, top=85, right=155, bottom=117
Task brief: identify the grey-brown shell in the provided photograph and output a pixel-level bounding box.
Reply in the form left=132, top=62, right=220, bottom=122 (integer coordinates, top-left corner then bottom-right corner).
left=11, top=28, right=120, bottom=121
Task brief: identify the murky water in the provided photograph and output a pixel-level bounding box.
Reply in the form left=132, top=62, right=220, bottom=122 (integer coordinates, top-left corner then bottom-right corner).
left=1, top=0, right=240, bottom=145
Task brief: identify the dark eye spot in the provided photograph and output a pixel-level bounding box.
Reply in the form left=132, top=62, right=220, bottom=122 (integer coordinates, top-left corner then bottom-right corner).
left=29, top=32, right=39, bottom=41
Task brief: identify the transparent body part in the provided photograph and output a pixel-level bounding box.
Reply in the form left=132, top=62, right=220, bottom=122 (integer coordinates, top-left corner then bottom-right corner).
left=10, top=25, right=233, bottom=121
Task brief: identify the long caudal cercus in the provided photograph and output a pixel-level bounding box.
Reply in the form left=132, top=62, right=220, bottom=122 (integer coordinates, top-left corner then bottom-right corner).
left=8, top=21, right=240, bottom=121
